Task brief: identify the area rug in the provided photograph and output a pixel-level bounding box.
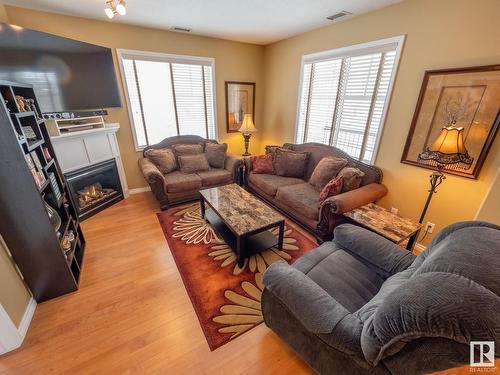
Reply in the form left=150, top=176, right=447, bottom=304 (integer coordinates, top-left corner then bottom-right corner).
left=157, top=202, right=318, bottom=350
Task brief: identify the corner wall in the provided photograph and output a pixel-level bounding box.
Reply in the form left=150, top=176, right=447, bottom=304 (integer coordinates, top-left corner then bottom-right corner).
left=262, top=0, right=500, bottom=242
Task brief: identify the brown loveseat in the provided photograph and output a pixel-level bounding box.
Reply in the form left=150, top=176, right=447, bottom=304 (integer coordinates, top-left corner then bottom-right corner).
left=244, top=143, right=387, bottom=241
left=138, top=135, right=243, bottom=210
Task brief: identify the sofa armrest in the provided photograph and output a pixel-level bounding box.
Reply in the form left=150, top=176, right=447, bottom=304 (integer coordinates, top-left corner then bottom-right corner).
left=321, top=183, right=387, bottom=215
left=263, top=262, right=350, bottom=334
left=224, top=153, right=243, bottom=182
left=334, top=224, right=416, bottom=277
left=138, top=157, right=164, bottom=185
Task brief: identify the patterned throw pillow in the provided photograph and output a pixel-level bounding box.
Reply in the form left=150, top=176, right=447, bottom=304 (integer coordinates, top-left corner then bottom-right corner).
left=205, top=143, right=227, bottom=168
left=319, top=176, right=344, bottom=203
left=337, top=167, right=365, bottom=192
left=309, top=157, right=348, bottom=191
left=273, top=148, right=310, bottom=178
left=144, top=148, right=177, bottom=174
left=250, top=154, right=274, bottom=174
left=178, top=154, right=210, bottom=174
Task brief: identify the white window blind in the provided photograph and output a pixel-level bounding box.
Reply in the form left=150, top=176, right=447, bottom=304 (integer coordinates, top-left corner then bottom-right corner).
left=296, top=38, right=402, bottom=163
left=119, top=51, right=216, bottom=148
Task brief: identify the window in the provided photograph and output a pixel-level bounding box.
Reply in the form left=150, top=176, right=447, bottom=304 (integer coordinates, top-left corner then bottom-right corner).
left=296, top=36, right=404, bottom=163
left=118, top=50, right=216, bottom=149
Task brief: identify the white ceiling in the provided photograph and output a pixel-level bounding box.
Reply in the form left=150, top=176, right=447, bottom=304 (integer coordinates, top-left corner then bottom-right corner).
left=2, top=0, right=403, bottom=45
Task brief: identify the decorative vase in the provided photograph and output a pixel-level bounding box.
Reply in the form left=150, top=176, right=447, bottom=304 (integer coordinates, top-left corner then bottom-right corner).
left=44, top=198, right=61, bottom=232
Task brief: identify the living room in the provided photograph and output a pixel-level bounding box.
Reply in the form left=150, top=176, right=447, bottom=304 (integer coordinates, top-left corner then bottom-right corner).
left=0, top=0, right=498, bottom=373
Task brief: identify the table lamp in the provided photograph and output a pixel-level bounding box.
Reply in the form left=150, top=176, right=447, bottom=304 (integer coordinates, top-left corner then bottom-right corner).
left=407, top=126, right=473, bottom=249
left=238, top=114, right=257, bottom=156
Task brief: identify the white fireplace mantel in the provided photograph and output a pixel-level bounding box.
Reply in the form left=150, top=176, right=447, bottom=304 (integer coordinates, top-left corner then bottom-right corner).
left=50, top=123, right=129, bottom=198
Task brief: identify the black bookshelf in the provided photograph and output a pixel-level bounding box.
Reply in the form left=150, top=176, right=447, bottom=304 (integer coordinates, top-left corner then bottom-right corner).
left=0, top=81, right=86, bottom=302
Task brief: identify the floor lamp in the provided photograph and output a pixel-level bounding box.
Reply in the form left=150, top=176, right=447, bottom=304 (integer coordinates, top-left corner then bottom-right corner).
left=406, top=126, right=473, bottom=249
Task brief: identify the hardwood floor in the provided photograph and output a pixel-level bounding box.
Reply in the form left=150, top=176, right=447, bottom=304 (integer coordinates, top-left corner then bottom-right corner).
left=0, top=193, right=487, bottom=374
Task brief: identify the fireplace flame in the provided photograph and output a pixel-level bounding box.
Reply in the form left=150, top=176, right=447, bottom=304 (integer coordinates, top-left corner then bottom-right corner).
left=77, top=183, right=116, bottom=209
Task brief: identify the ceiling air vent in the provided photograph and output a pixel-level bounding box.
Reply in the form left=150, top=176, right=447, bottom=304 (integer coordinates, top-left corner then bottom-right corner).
left=171, top=26, right=191, bottom=33
left=326, top=11, right=352, bottom=21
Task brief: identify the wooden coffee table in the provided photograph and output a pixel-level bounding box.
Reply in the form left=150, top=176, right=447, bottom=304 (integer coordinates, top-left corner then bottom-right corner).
left=199, top=184, right=285, bottom=267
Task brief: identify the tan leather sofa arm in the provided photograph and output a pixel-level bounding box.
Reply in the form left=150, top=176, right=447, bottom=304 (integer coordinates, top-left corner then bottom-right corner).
left=138, top=157, right=165, bottom=185
left=320, top=183, right=388, bottom=215
left=225, top=153, right=244, bottom=181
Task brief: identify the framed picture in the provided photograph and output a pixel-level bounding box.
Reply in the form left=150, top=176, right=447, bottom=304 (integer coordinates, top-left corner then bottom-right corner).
left=225, top=81, right=255, bottom=133
left=401, top=65, right=500, bottom=179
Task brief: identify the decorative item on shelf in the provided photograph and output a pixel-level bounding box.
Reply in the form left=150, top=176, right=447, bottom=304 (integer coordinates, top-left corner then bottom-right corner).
left=104, top=0, right=126, bottom=19
left=30, top=151, right=43, bottom=171
left=43, top=147, right=52, bottom=161
left=238, top=114, right=257, bottom=156
left=48, top=173, right=62, bottom=202
left=225, top=81, right=255, bottom=133
left=43, top=198, right=62, bottom=232
left=406, top=126, right=473, bottom=249
left=25, top=98, right=41, bottom=120
left=15, top=95, right=26, bottom=111
left=402, top=64, right=500, bottom=179
left=62, top=230, right=75, bottom=257
left=22, top=126, right=37, bottom=142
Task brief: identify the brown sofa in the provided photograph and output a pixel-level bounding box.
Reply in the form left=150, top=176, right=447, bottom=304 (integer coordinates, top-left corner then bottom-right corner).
left=138, top=135, right=243, bottom=210
left=244, top=143, right=387, bottom=241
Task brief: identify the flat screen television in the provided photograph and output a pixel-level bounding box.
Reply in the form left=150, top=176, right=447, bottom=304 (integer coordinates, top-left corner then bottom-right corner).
left=0, top=23, right=121, bottom=113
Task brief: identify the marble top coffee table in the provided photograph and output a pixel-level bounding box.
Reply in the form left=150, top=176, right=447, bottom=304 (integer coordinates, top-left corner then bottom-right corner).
left=199, top=184, right=285, bottom=267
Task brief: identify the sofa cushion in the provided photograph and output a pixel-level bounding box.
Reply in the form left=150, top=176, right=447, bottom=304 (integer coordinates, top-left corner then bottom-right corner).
left=251, top=154, right=274, bottom=174
left=144, top=148, right=177, bottom=174
left=205, top=143, right=227, bottom=168
left=275, top=183, right=319, bottom=220
left=248, top=173, right=303, bottom=197
left=196, top=168, right=232, bottom=186
left=178, top=154, right=210, bottom=174
left=274, top=148, right=310, bottom=178
left=172, top=143, right=204, bottom=157
left=309, top=157, right=348, bottom=191
left=338, top=167, right=365, bottom=192
left=164, top=171, right=202, bottom=193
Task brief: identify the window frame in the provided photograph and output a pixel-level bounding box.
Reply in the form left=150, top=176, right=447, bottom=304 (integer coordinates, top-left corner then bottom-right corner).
left=294, top=35, right=405, bottom=164
left=117, top=48, right=218, bottom=151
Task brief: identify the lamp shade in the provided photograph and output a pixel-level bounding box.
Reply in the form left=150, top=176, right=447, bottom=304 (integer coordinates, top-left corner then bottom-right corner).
left=418, top=126, right=473, bottom=170
left=238, top=114, right=257, bottom=133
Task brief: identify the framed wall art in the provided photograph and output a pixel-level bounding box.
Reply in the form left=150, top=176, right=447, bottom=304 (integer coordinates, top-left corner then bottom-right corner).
left=225, top=81, right=255, bottom=133
left=401, top=64, right=500, bottom=179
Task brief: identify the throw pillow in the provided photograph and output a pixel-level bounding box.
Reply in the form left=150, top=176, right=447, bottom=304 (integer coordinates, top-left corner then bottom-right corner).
left=338, top=167, right=365, bottom=192
left=144, top=148, right=177, bottom=174
left=205, top=143, right=227, bottom=168
left=274, top=148, right=310, bottom=178
left=318, top=176, right=344, bottom=203
left=172, top=143, right=204, bottom=157
left=308, top=157, right=348, bottom=191
left=178, top=154, right=210, bottom=174
left=250, top=154, right=274, bottom=174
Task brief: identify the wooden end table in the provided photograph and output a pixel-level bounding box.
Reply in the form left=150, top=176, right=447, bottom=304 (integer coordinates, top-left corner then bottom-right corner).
left=343, top=203, right=421, bottom=250
left=199, top=184, right=285, bottom=267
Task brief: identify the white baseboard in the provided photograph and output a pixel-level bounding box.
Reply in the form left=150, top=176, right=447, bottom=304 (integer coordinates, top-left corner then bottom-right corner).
left=0, top=298, right=36, bottom=355
left=128, top=187, right=151, bottom=195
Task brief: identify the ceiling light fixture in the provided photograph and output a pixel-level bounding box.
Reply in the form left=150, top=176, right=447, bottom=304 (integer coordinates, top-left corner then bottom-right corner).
left=104, top=0, right=126, bottom=19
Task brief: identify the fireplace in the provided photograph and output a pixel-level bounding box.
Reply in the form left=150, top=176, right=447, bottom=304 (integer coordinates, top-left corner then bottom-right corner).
left=65, top=159, right=124, bottom=220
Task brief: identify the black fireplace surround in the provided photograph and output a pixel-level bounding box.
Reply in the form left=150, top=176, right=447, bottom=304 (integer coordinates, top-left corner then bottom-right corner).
left=65, top=159, right=123, bottom=220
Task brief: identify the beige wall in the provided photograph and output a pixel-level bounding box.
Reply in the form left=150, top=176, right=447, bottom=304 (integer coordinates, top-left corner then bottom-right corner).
left=476, top=167, right=500, bottom=224
left=5, top=6, right=265, bottom=190
left=0, top=237, right=31, bottom=327
left=262, top=0, right=500, bottom=243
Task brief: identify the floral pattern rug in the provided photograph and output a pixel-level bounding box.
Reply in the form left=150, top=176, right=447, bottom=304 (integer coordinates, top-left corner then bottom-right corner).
left=157, top=202, right=318, bottom=350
